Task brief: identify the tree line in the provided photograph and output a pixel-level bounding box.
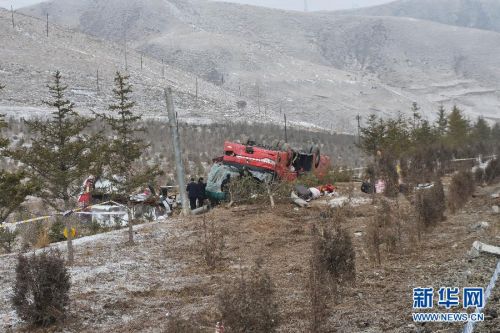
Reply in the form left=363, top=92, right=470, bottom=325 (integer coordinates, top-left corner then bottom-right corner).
left=0, top=71, right=159, bottom=222
left=359, top=102, right=500, bottom=191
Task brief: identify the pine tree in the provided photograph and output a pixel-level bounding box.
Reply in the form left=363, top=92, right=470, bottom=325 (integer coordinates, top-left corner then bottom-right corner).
left=0, top=84, right=36, bottom=223
left=412, top=119, right=435, bottom=148
left=446, top=105, right=469, bottom=149
left=100, top=72, right=161, bottom=244
left=492, top=123, right=500, bottom=144
left=411, top=102, right=421, bottom=129
left=359, top=114, right=386, bottom=156
left=11, top=72, right=95, bottom=208
left=435, top=104, right=448, bottom=138
left=10, top=72, right=99, bottom=263
left=471, top=117, right=491, bottom=143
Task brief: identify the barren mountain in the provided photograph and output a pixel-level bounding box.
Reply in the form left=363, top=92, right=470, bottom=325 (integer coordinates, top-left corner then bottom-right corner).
left=15, top=0, right=500, bottom=130
left=339, top=0, right=500, bottom=33
left=0, top=7, right=266, bottom=126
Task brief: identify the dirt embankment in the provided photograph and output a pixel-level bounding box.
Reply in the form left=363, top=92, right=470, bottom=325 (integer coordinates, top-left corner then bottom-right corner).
left=0, top=183, right=499, bottom=332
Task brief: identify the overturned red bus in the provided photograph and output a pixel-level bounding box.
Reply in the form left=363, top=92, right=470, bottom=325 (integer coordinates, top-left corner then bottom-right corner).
left=206, top=140, right=331, bottom=201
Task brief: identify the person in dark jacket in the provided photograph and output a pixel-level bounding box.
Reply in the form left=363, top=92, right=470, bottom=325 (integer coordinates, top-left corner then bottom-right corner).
left=186, top=178, right=199, bottom=210
left=197, top=177, right=206, bottom=207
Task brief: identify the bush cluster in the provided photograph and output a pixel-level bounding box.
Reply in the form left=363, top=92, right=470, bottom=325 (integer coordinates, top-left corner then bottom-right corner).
left=448, top=171, right=475, bottom=213
left=414, top=179, right=446, bottom=229
left=12, top=250, right=71, bottom=327
left=218, top=261, right=279, bottom=333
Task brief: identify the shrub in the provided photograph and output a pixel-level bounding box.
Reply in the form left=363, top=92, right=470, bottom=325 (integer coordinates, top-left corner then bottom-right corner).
left=12, top=250, right=71, bottom=327
left=308, top=225, right=355, bottom=332
left=484, top=159, right=499, bottom=184
left=201, top=215, right=225, bottom=270
left=228, top=175, right=267, bottom=205
left=414, top=178, right=446, bottom=230
left=323, top=167, right=353, bottom=184
left=377, top=155, right=400, bottom=197
left=316, top=227, right=356, bottom=285
left=365, top=217, right=382, bottom=265
left=48, top=218, right=65, bottom=243
left=474, top=167, right=485, bottom=184
left=35, top=228, right=50, bottom=249
left=0, top=227, right=18, bottom=253
left=448, top=171, right=475, bottom=213
left=19, top=220, right=44, bottom=250
left=365, top=200, right=402, bottom=264
left=218, top=261, right=279, bottom=333
left=309, top=231, right=328, bottom=333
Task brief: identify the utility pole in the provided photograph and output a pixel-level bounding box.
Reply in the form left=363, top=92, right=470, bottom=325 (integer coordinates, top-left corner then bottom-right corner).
left=46, top=13, right=49, bottom=37
left=356, top=114, right=361, bottom=145
left=63, top=210, right=74, bottom=265
left=162, top=59, right=165, bottom=78
left=164, top=88, right=190, bottom=216
left=96, top=69, right=100, bottom=92
left=195, top=77, right=198, bottom=102
left=257, top=85, right=261, bottom=114
left=11, top=6, right=14, bottom=29
left=284, top=113, right=288, bottom=143
left=124, top=30, right=128, bottom=71
left=140, top=54, right=143, bottom=70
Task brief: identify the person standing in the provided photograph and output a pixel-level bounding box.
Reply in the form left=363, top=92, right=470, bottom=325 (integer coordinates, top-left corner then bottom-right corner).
left=186, top=178, right=199, bottom=210
left=197, top=177, right=206, bottom=207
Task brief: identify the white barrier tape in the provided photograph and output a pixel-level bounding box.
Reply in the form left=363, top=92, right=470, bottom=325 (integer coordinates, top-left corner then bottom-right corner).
left=0, top=216, right=52, bottom=231
left=73, top=211, right=128, bottom=216
left=1, top=200, right=120, bottom=229
left=463, top=260, right=500, bottom=333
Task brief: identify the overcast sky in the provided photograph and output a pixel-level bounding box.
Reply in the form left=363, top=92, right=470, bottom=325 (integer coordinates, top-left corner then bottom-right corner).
left=0, top=0, right=394, bottom=10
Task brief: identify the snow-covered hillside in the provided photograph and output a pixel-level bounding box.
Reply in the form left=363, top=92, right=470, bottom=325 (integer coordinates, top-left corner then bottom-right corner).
left=17, top=0, right=500, bottom=130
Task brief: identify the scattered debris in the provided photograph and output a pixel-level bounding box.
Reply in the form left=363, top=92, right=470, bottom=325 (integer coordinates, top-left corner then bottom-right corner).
left=471, top=241, right=500, bottom=256
left=329, top=196, right=371, bottom=208
left=291, top=192, right=309, bottom=208
left=191, top=206, right=210, bottom=215
left=415, top=183, right=434, bottom=190
left=493, top=205, right=499, bottom=214
left=470, top=221, right=490, bottom=231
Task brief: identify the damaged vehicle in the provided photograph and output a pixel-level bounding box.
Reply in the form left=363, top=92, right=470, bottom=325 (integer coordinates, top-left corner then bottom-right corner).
left=206, top=140, right=331, bottom=201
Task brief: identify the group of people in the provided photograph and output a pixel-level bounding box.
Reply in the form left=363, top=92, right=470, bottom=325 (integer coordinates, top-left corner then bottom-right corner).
left=186, top=177, right=207, bottom=210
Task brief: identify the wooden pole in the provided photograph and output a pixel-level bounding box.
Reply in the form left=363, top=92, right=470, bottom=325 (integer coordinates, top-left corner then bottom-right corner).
left=195, top=77, right=198, bottom=102
left=46, top=13, right=49, bottom=37
left=164, top=88, right=190, bottom=216
left=140, top=54, right=143, bottom=70
left=162, top=59, right=165, bottom=78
